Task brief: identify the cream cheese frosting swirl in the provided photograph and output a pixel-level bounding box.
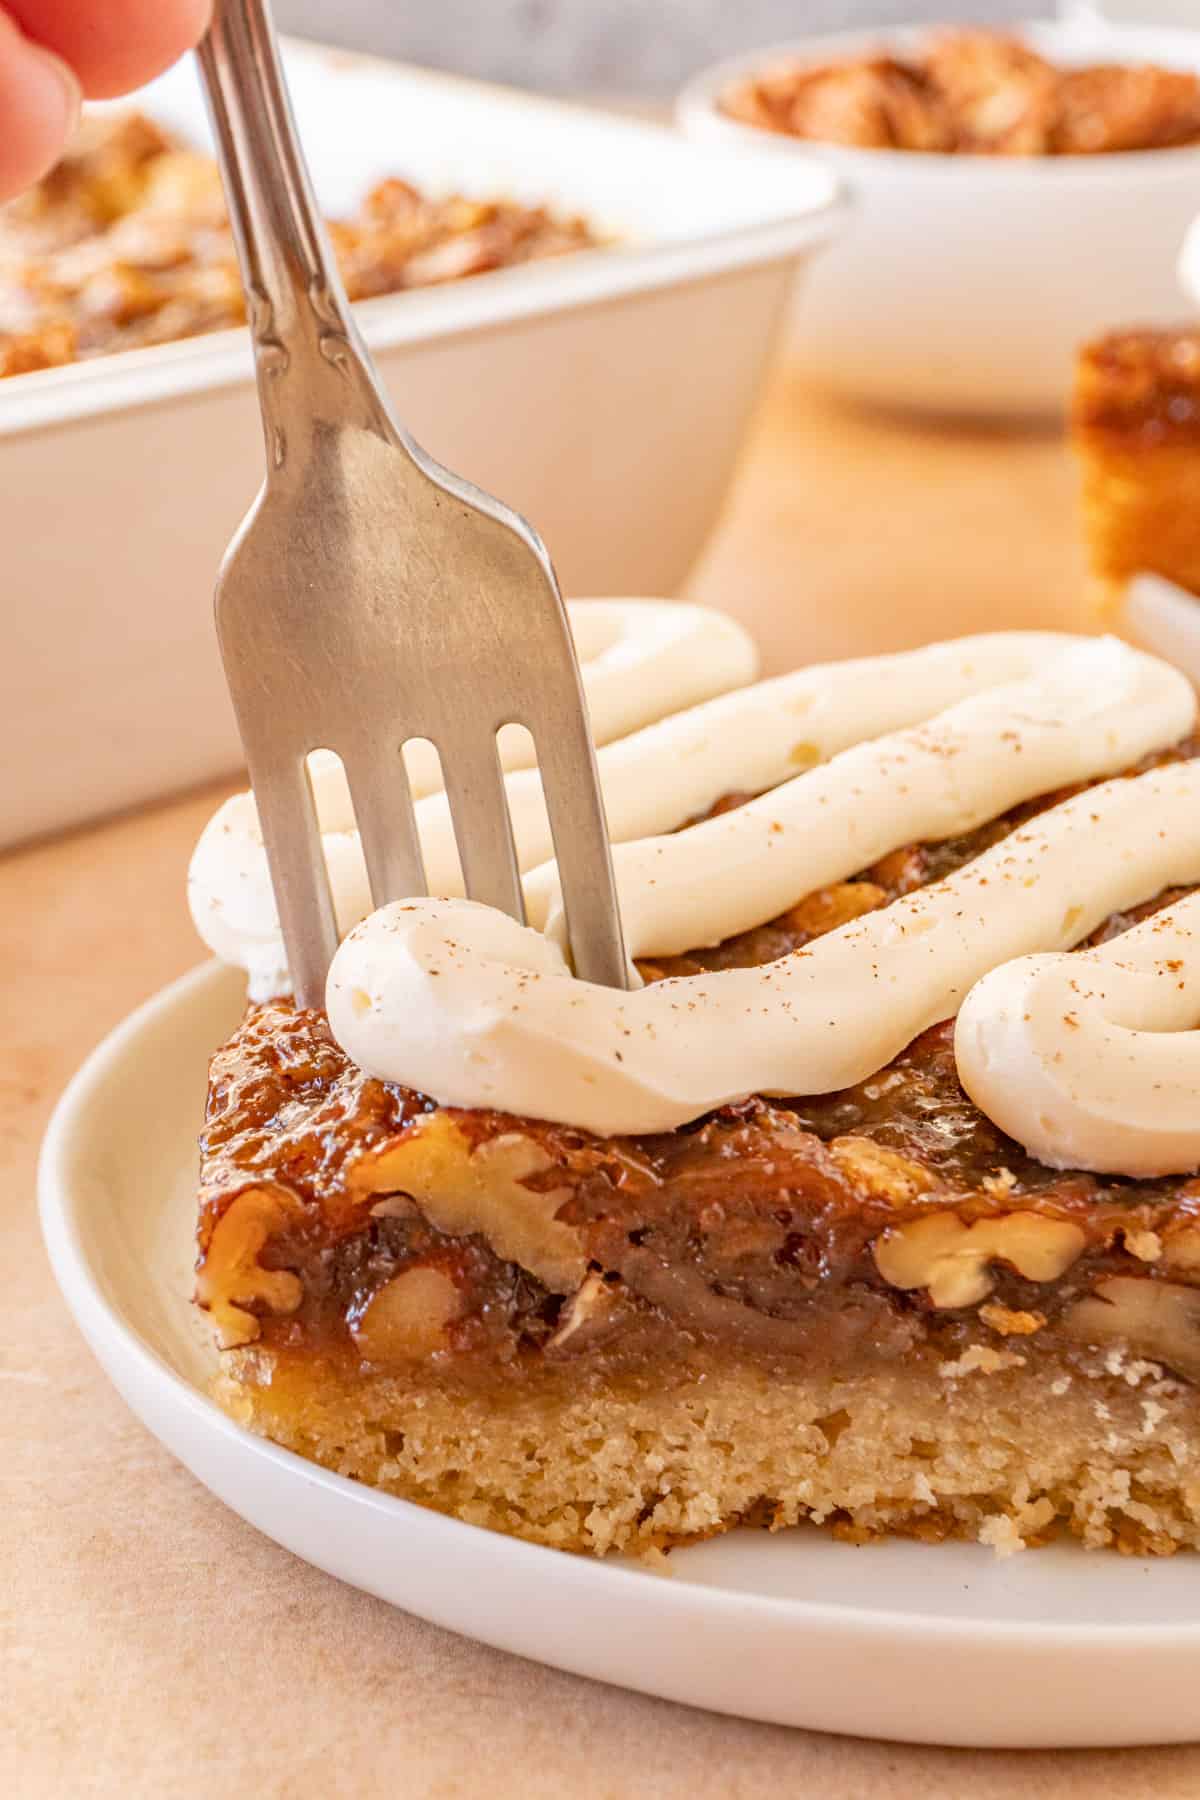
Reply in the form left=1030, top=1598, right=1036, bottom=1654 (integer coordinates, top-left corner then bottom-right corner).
left=527, top=635, right=1187, bottom=962
left=190, top=623, right=1078, bottom=998
left=190, top=599, right=756, bottom=998
left=956, top=895, right=1200, bottom=1179
left=399, top=597, right=760, bottom=797
left=327, top=764, right=1200, bottom=1138
left=325, top=636, right=1200, bottom=1155
left=192, top=607, right=1200, bottom=1174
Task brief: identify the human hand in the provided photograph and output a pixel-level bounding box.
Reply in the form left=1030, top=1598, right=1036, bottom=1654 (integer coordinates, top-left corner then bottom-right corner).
left=0, top=0, right=212, bottom=201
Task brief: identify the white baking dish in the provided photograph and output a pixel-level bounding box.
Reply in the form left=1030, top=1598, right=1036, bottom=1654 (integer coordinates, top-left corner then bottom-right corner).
left=0, top=43, right=840, bottom=849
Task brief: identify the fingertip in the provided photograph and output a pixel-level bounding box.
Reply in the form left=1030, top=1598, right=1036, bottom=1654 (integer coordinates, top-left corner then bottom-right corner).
left=7, top=0, right=213, bottom=99
left=0, top=13, right=80, bottom=202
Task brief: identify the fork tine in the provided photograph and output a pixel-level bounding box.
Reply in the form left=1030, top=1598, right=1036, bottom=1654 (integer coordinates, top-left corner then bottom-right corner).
left=533, top=716, right=628, bottom=987
left=439, top=733, right=526, bottom=922
left=248, top=745, right=340, bottom=1008
left=345, top=747, right=427, bottom=908
left=203, top=0, right=638, bottom=1017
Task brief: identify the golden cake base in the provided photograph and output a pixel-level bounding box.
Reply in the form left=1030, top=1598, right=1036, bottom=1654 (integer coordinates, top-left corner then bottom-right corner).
left=218, top=1343, right=1200, bottom=1559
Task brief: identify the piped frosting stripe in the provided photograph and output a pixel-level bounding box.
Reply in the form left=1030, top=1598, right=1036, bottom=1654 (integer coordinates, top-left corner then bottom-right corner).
left=326, top=764, right=1200, bottom=1139
left=190, top=625, right=1082, bottom=997
left=192, top=610, right=1200, bottom=1176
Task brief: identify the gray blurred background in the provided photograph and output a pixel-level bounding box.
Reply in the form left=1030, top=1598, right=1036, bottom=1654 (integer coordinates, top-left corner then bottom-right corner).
left=273, top=2, right=1031, bottom=96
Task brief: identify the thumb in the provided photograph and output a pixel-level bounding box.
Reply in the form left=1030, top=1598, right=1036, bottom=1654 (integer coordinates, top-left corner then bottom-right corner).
left=0, top=8, right=80, bottom=203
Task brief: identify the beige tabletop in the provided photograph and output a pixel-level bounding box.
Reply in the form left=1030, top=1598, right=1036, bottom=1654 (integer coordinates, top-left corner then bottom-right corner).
left=6, top=370, right=1199, bottom=1798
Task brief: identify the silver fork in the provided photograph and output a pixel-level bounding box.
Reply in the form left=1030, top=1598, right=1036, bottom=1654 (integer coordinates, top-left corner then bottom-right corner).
left=196, top=0, right=629, bottom=1007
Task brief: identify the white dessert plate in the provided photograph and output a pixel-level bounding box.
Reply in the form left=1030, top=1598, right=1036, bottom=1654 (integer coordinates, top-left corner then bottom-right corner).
left=39, top=959, right=1200, bottom=1748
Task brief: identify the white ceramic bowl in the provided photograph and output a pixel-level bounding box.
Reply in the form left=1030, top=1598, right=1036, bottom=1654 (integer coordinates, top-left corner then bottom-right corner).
left=678, top=16, right=1200, bottom=418
left=0, top=42, right=840, bottom=849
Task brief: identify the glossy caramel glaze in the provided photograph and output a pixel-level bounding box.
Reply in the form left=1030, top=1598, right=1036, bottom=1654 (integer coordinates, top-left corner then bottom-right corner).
left=1074, top=328, right=1200, bottom=449
left=198, top=743, right=1200, bottom=1375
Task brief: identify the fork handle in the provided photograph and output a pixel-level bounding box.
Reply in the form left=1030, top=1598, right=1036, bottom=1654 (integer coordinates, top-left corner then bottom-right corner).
left=196, top=0, right=393, bottom=472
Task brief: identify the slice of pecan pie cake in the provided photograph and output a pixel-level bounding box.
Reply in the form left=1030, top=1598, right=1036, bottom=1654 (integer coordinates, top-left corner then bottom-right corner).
left=1074, top=324, right=1200, bottom=608
left=190, top=600, right=1200, bottom=1557
left=1072, top=221, right=1200, bottom=622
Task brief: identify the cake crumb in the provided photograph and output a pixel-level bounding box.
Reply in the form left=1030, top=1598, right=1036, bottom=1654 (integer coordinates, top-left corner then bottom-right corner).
left=980, top=1303, right=1045, bottom=1337
left=1104, top=1347, right=1167, bottom=1388
left=940, top=1345, right=1027, bottom=1379
left=982, top=1167, right=1018, bottom=1199
left=979, top=1513, right=1026, bottom=1556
